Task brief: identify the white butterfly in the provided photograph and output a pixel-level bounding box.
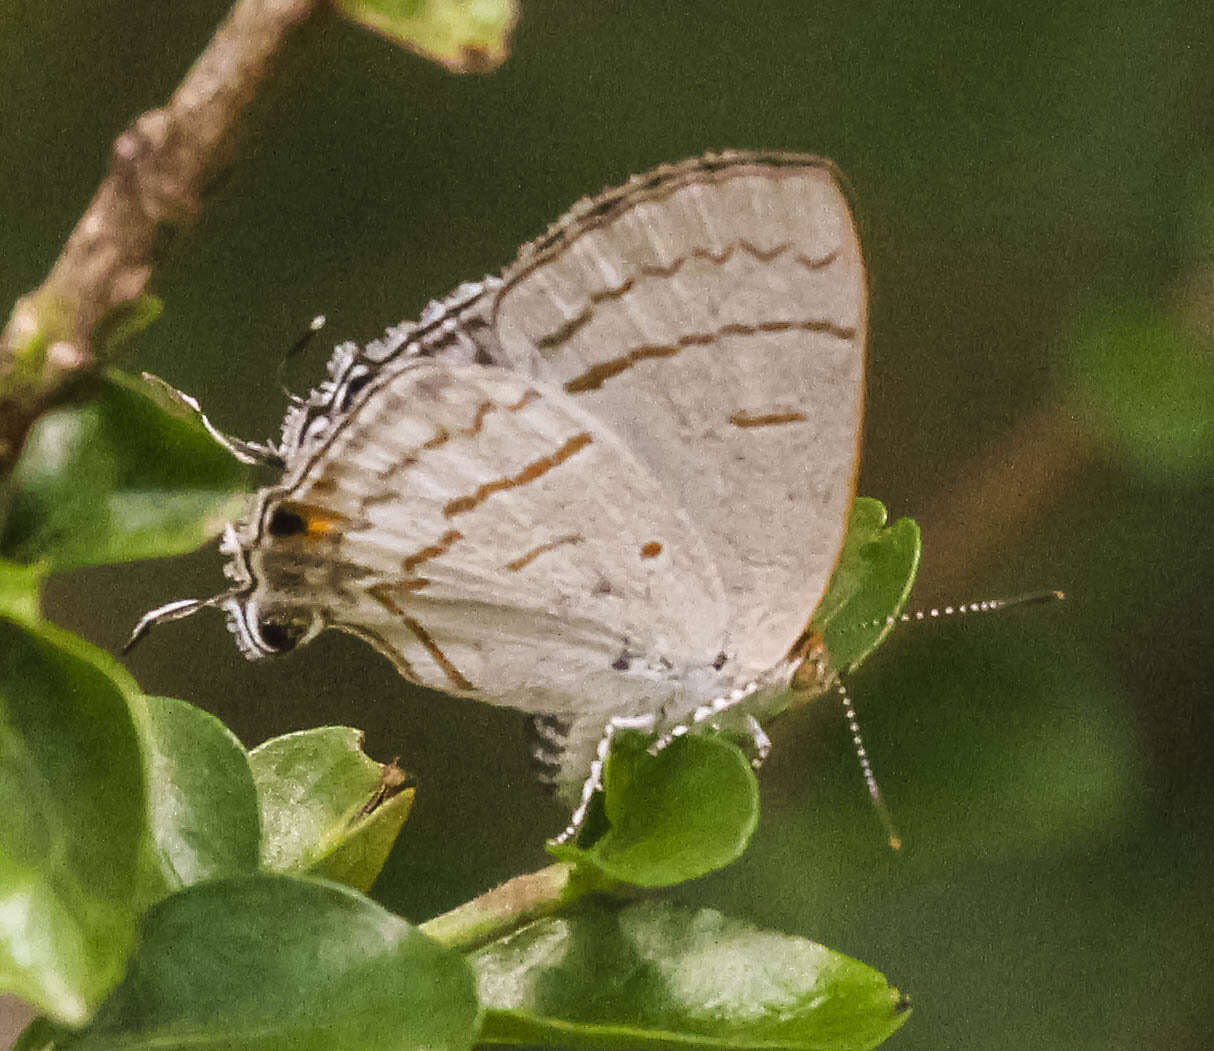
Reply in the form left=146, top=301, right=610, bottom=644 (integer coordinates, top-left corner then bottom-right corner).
left=134, top=151, right=867, bottom=832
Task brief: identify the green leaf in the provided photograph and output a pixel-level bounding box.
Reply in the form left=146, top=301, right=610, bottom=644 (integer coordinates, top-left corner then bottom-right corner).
left=0, top=370, right=249, bottom=571
left=552, top=733, right=759, bottom=888
left=68, top=874, right=481, bottom=1051
left=0, top=559, right=43, bottom=622
left=334, top=0, right=519, bottom=73
left=811, top=497, right=921, bottom=673
left=94, top=293, right=163, bottom=355
left=11, top=1015, right=68, bottom=1051
left=137, top=696, right=261, bottom=895
left=474, top=901, right=910, bottom=1050
left=0, top=618, right=145, bottom=1026
left=1063, top=302, right=1214, bottom=479
left=249, top=727, right=414, bottom=892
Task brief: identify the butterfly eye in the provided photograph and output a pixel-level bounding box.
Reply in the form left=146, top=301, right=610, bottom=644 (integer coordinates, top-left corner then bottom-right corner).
left=255, top=611, right=310, bottom=654
left=266, top=506, right=307, bottom=538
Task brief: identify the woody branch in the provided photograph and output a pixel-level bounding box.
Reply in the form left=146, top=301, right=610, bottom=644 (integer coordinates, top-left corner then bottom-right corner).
left=0, top=0, right=324, bottom=470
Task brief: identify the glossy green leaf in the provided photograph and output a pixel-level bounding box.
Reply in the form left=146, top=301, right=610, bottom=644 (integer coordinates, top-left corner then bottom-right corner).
left=11, top=1015, right=66, bottom=1051
left=474, top=901, right=910, bottom=1049
left=0, top=618, right=145, bottom=1026
left=552, top=733, right=759, bottom=887
left=0, top=559, right=42, bottom=622
left=138, top=696, right=261, bottom=895
left=0, top=370, right=249, bottom=571
left=249, top=727, right=414, bottom=892
left=811, top=497, right=921, bottom=673
left=68, top=875, right=480, bottom=1051
left=1064, top=302, right=1214, bottom=479
left=335, top=0, right=519, bottom=73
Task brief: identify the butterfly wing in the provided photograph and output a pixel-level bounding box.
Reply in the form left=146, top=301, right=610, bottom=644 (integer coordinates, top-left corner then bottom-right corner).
left=487, top=152, right=866, bottom=677
left=249, top=358, right=730, bottom=719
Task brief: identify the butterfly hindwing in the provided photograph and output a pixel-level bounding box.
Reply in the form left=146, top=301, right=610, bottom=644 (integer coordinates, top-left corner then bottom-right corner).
left=488, top=152, right=866, bottom=677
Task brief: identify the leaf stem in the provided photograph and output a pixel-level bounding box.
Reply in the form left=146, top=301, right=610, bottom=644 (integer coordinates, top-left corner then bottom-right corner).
left=420, top=862, right=614, bottom=952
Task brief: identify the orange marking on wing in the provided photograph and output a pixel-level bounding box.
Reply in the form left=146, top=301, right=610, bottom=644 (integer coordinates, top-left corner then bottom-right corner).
left=444, top=432, right=594, bottom=518
left=729, top=410, right=808, bottom=428
left=640, top=541, right=662, bottom=558
left=504, top=533, right=583, bottom=571
left=366, top=585, right=473, bottom=690
left=564, top=318, right=855, bottom=394
left=402, top=616, right=474, bottom=691
left=272, top=501, right=350, bottom=539
left=422, top=426, right=450, bottom=450
left=397, top=578, right=430, bottom=591
left=461, top=390, right=540, bottom=437
left=402, top=529, right=463, bottom=572
left=507, top=389, right=541, bottom=412
left=462, top=401, right=495, bottom=437
left=345, top=621, right=421, bottom=683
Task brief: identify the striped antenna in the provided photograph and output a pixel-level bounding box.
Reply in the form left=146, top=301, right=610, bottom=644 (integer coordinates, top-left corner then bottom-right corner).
left=836, top=678, right=901, bottom=851
left=838, top=589, right=1063, bottom=850
left=874, top=589, right=1065, bottom=632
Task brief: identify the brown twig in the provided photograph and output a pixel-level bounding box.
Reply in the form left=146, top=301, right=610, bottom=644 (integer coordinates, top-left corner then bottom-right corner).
left=0, top=0, right=324, bottom=469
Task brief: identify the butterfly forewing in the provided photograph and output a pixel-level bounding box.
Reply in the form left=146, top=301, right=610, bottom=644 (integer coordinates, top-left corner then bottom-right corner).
left=256, top=359, right=730, bottom=717
left=489, top=153, right=866, bottom=676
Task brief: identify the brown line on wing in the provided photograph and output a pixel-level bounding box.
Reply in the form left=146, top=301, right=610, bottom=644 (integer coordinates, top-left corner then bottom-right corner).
left=371, top=391, right=541, bottom=483
left=729, top=410, right=808, bottom=428
left=344, top=621, right=421, bottom=683
left=367, top=584, right=474, bottom=692
left=504, top=533, right=584, bottom=571
left=444, top=432, right=594, bottom=518
left=516, top=152, right=835, bottom=267
left=402, top=529, right=463, bottom=572
left=532, top=240, right=823, bottom=351
left=402, top=615, right=475, bottom=692
left=563, top=318, right=856, bottom=394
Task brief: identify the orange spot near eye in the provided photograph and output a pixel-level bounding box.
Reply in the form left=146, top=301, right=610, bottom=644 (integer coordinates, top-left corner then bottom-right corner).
left=640, top=541, right=662, bottom=559
left=304, top=512, right=342, bottom=538
left=270, top=501, right=347, bottom=540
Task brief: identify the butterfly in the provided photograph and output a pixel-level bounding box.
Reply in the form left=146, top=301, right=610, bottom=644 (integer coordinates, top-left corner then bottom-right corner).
left=133, top=151, right=867, bottom=833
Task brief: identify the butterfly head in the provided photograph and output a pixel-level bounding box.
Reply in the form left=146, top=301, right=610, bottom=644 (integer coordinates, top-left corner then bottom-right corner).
left=127, top=511, right=325, bottom=660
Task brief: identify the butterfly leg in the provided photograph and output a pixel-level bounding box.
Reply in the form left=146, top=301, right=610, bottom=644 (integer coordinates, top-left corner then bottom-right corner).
left=647, top=686, right=772, bottom=771
left=553, top=712, right=658, bottom=844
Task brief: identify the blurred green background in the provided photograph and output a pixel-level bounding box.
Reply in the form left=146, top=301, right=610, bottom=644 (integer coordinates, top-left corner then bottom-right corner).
left=3, top=0, right=1211, bottom=1046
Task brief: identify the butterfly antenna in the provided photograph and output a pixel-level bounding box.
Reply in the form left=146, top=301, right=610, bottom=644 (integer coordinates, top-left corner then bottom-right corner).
left=847, top=588, right=1066, bottom=636
left=276, top=315, right=327, bottom=398
left=835, top=678, right=901, bottom=851
left=123, top=591, right=239, bottom=654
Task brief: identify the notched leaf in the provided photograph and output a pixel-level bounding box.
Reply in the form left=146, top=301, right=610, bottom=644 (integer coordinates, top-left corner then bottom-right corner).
left=249, top=727, right=414, bottom=892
